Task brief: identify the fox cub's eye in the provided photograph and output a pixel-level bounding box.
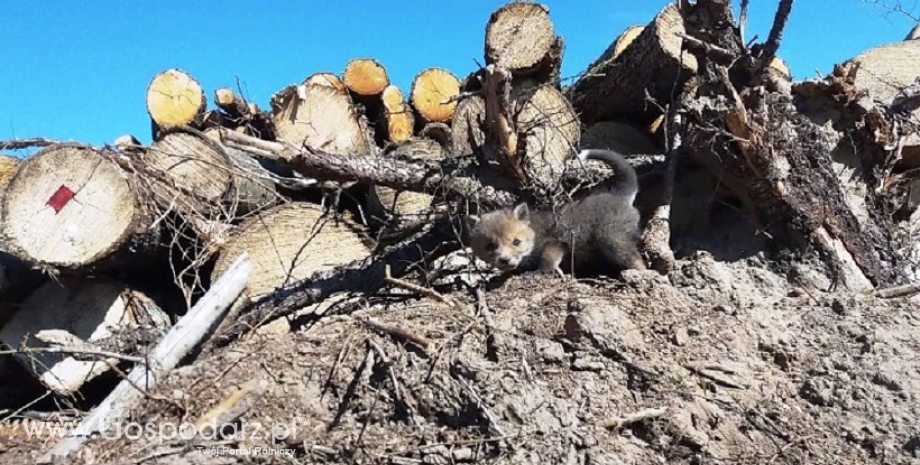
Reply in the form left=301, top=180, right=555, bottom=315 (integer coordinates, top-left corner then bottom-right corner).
left=512, top=238, right=521, bottom=246
left=485, top=242, right=497, bottom=251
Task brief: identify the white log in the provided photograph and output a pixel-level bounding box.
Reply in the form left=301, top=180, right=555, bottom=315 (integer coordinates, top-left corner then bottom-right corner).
left=40, top=253, right=251, bottom=462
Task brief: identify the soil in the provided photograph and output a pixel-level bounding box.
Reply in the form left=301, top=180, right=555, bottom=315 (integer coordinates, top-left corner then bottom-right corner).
left=2, top=247, right=919, bottom=465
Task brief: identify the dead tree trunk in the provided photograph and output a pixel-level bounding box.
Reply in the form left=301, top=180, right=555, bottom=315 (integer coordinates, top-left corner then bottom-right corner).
left=485, top=1, right=563, bottom=83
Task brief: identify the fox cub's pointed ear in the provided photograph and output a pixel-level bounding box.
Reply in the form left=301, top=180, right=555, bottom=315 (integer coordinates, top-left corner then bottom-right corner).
left=512, top=203, right=529, bottom=220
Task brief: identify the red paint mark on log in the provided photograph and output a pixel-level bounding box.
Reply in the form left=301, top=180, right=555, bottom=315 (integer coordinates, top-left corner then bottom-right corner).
left=47, top=185, right=76, bottom=213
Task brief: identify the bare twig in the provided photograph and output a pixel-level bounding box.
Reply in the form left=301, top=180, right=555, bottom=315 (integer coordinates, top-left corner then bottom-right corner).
left=359, top=317, right=435, bottom=352
left=599, top=406, right=669, bottom=430
left=0, top=346, right=144, bottom=364
left=384, top=264, right=457, bottom=306
left=677, top=33, right=735, bottom=62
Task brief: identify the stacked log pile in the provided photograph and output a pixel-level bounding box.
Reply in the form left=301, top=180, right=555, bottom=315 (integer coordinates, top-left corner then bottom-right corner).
left=1, top=1, right=920, bottom=456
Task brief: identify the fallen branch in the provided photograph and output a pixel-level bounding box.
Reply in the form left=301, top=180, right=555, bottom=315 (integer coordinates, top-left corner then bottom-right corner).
left=0, top=138, right=75, bottom=151
left=41, top=253, right=250, bottom=462
left=384, top=264, right=457, bottom=307
left=221, top=130, right=517, bottom=207
left=874, top=282, right=920, bottom=299
left=0, top=346, right=144, bottom=365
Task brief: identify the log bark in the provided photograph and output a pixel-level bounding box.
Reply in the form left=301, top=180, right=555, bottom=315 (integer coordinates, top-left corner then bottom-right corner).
left=304, top=72, right=347, bottom=94
left=485, top=1, right=560, bottom=80
left=450, top=94, right=488, bottom=157
left=0, top=277, right=171, bottom=395
left=40, top=253, right=250, bottom=462
left=568, top=2, right=698, bottom=127
left=411, top=68, right=461, bottom=123
left=143, top=127, right=277, bottom=218
left=379, top=84, right=415, bottom=144
left=581, top=121, right=660, bottom=155
left=269, top=83, right=374, bottom=156
left=0, top=145, right=159, bottom=273
left=146, top=69, right=206, bottom=130
left=211, top=203, right=371, bottom=300
left=342, top=58, right=389, bottom=96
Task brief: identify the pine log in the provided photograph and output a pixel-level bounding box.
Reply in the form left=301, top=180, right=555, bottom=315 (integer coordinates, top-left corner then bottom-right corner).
left=512, top=82, right=581, bottom=191
left=211, top=202, right=372, bottom=299
left=367, top=138, right=446, bottom=223
left=304, top=72, right=347, bottom=94
left=485, top=1, right=560, bottom=79
left=581, top=121, right=659, bottom=155
left=343, top=58, right=389, bottom=96
left=146, top=69, right=206, bottom=130
left=214, top=87, right=253, bottom=120
left=411, top=68, right=461, bottom=123
left=568, top=3, right=698, bottom=127
left=613, top=25, right=644, bottom=60
left=144, top=128, right=277, bottom=218
left=270, top=83, right=374, bottom=157
left=0, top=145, right=158, bottom=272
left=0, top=278, right=171, bottom=395
left=379, top=85, right=415, bottom=144
left=843, top=39, right=920, bottom=166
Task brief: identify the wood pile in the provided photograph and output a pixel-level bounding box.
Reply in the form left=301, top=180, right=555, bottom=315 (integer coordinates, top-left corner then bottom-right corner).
left=1, top=2, right=920, bottom=459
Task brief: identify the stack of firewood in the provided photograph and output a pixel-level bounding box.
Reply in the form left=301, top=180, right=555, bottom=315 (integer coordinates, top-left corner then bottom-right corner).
left=1, top=0, right=919, bottom=400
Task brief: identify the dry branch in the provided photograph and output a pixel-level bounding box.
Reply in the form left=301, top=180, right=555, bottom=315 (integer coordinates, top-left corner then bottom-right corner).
left=41, top=253, right=250, bottom=461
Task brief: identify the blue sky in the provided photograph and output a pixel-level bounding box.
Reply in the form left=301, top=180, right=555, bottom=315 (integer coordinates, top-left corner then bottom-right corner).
left=0, top=1, right=915, bottom=149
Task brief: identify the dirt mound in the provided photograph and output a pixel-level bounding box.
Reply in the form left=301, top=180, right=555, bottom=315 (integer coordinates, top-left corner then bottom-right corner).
left=6, top=252, right=917, bottom=464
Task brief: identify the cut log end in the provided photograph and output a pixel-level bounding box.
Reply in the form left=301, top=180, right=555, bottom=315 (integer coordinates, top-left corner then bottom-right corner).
left=0, top=154, right=21, bottom=188
left=485, top=1, right=556, bottom=73
left=514, top=83, right=581, bottom=189
left=614, top=25, right=645, bottom=60
left=1, top=146, right=143, bottom=270
left=411, top=68, right=461, bottom=123
left=343, top=59, right=390, bottom=96
left=146, top=69, right=206, bottom=128
left=211, top=203, right=372, bottom=299
left=381, top=85, right=415, bottom=144
left=270, top=84, right=373, bottom=156
left=303, top=72, right=347, bottom=94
